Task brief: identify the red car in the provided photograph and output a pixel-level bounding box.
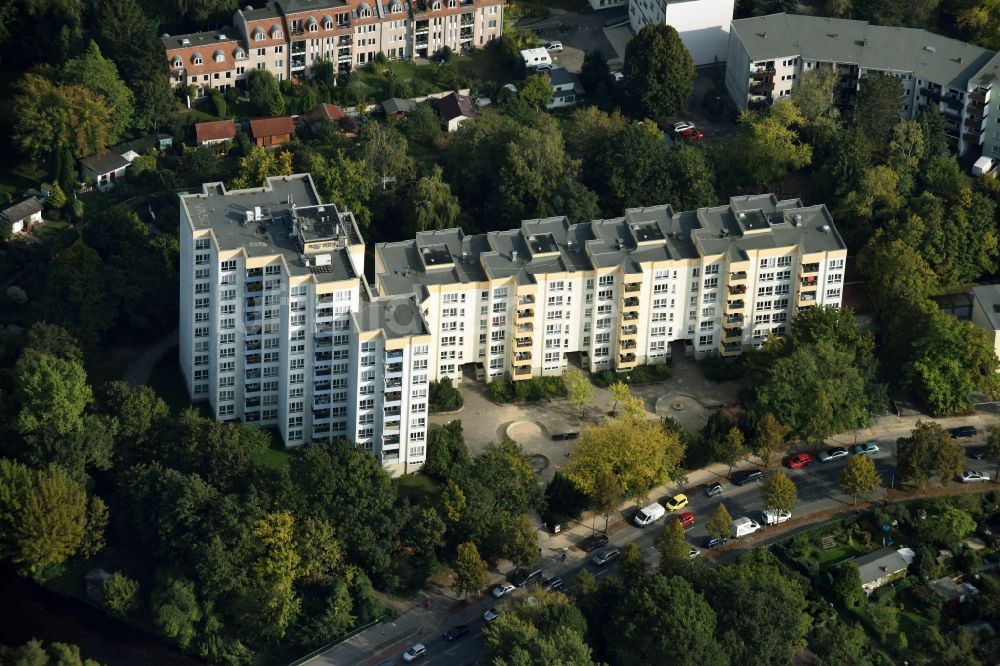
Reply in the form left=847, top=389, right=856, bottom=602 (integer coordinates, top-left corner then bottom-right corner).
left=787, top=453, right=813, bottom=469
left=674, top=511, right=695, bottom=528
left=680, top=128, right=704, bottom=141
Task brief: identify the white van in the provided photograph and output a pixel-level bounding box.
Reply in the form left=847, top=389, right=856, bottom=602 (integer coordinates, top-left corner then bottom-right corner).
left=763, top=509, right=791, bottom=526
left=973, top=156, right=997, bottom=176
left=633, top=502, right=666, bottom=527
left=519, top=47, right=552, bottom=69
left=731, top=516, right=761, bottom=538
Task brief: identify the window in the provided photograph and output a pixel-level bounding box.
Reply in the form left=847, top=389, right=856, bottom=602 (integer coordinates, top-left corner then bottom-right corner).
left=828, top=258, right=845, bottom=271
left=698, top=334, right=714, bottom=347
left=826, top=288, right=842, bottom=299
left=193, top=55, right=203, bottom=65
left=705, top=263, right=719, bottom=275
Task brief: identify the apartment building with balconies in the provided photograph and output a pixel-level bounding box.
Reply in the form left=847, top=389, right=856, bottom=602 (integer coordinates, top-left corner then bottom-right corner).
left=726, top=13, right=1000, bottom=156
left=179, top=174, right=431, bottom=475
left=374, top=194, right=847, bottom=382
left=164, top=0, right=502, bottom=96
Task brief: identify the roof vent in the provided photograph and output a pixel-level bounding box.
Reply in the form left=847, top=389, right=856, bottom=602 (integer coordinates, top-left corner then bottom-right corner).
left=512, top=250, right=518, bottom=261
left=821, top=224, right=831, bottom=232
left=162, top=33, right=170, bottom=38
left=738, top=212, right=746, bottom=219
left=218, top=33, right=228, bottom=40
left=762, top=31, right=767, bottom=39
left=181, top=38, right=191, bottom=45
left=245, top=4, right=253, bottom=9
left=830, top=32, right=839, bottom=39
left=864, top=38, right=870, bottom=47
left=421, top=247, right=429, bottom=254
left=794, top=214, right=803, bottom=226
left=925, top=45, right=936, bottom=53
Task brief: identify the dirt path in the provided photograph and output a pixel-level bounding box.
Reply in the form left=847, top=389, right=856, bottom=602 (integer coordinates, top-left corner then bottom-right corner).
left=121, top=329, right=179, bottom=387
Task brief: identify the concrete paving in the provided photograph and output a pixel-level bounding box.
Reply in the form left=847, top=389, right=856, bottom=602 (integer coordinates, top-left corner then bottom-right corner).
left=517, top=8, right=621, bottom=73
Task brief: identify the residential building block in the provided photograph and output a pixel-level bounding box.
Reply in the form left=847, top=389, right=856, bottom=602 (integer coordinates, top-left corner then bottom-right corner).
left=628, top=0, right=735, bottom=66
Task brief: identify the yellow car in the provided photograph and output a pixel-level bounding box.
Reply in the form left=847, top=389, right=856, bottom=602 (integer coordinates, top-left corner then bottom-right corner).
left=665, top=493, right=689, bottom=511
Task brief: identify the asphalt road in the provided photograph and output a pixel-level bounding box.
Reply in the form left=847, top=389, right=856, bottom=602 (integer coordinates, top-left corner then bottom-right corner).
left=399, top=435, right=993, bottom=665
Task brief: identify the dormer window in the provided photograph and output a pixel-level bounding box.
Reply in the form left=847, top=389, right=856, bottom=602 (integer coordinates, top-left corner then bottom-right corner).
left=172, top=57, right=183, bottom=69
left=361, top=9, right=371, bottom=17
left=254, top=29, right=265, bottom=40
left=325, top=20, right=333, bottom=29
left=235, top=48, right=246, bottom=59
left=214, top=49, right=225, bottom=63
left=309, top=23, right=318, bottom=32
left=432, top=1, right=440, bottom=8
left=270, top=25, right=282, bottom=38
left=448, top=0, right=455, bottom=6
left=192, top=54, right=203, bottom=65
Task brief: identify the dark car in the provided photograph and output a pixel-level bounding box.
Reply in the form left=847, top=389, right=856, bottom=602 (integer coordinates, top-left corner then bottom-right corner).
left=443, top=624, right=470, bottom=641
left=511, top=567, right=543, bottom=587
left=541, top=576, right=564, bottom=591
left=551, top=432, right=580, bottom=441
left=950, top=426, right=977, bottom=439
left=578, top=534, right=609, bottom=552
left=703, top=536, right=729, bottom=550
left=704, top=482, right=724, bottom=498
left=967, top=446, right=989, bottom=460
left=591, top=547, right=621, bottom=567
left=731, top=470, right=763, bottom=486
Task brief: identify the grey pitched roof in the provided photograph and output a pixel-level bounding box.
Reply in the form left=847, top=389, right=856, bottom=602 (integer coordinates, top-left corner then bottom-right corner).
left=549, top=67, right=575, bottom=87
left=80, top=151, right=131, bottom=175
left=973, top=284, right=1000, bottom=330
left=731, top=13, right=995, bottom=89
left=0, top=196, right=43, bottom=223
left=381, top=97, right=418, bottom=115
left=852, top=548, right=909, bottom=585
left=161, top=29, right=239, bottom=50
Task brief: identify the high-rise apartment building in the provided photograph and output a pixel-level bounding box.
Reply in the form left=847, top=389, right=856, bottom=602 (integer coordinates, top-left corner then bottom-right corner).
left=163, top=0, right=503, bottom=97
left=180, top=175, right=846, bottom=473
left=726, top=13, right=1000, bottom=156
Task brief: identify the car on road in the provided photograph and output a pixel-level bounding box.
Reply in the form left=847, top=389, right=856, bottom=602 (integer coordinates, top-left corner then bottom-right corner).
left=732, top=516, right=762, bottom=538
left=852, top=440, right=880, bottom=456
left=950, top=426, right=977, bottom=439
left=674, top=511, right=695, bottom=528
left=680, top=128, right=704, bottom=141
left=665, top=493, right=689, bottom=511
left=578, top=534, right=609, bottom=552
left=961, top=470, right=991, bottom=483
left=491, top=583, right=515, bottom=598
left=591, top=547, right=621, bottom=567
left=819, top=447, right=849, bottom=463
left=967, top=446, right=989, bottom=460
left=731, top=470, right=763, bottom=486
left=704, top=482, right=724, bottom=497
left=703, top=536, right=729, bottom=549
left=443, top=624, right=470, bottom=641
left=511, top=568, right=543, bottom=587
left=786, top=453, right=813, bottom=469
left=541, top=576, right=564, bottom=591
left=763, top=509, right=792, bottom=525
left=544, top=40, right=563, bottom=52
left=402, top=643, right=426, bottom=662
left=673, top=120, right=695, bottom=133
left=689, top=546, right=701, bottom=559
left=483, top=607, right=500, bottom=623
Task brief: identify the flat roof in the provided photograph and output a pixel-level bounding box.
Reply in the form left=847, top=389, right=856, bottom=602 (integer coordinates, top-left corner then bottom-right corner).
left=356, top=295, right=428, bottom=338
left=731, top=13, right=995, bottom=89
left=852, top=547, right=910, bottom=585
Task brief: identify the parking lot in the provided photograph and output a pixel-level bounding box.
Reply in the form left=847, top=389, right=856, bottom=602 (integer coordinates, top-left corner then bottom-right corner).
left=516, top=9, right=623, bottom=73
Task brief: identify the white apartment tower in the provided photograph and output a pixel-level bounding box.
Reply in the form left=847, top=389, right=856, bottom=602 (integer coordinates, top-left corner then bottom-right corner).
left=181, top=179, right=846, bottom=472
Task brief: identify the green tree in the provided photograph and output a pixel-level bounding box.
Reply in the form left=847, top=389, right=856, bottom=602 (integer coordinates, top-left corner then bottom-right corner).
left=47, top=182, right=67, bottom=210
left=296, top=517, right=343, bottom=585
left=734, top=100, right=812, bottom=186
left=707, top=503, right=732, bottom=541
left=609, top=381, right=630, bottom=416
left=654, top=519, right=690, bottom=574
left=239, top=511, right=302, bottom=641
left=520, top=73, right=554, bottom=109
left=152, top=577, right=202, bottom=648
left=483, top=592, right=596, bottom=665
left=102, top=572, right=139, bottom=618
left=830, top=562, right=865, bottom=608
left=809, top=619, right=874, bottom=666
left=306, top=150, right=377, bottom=231
left=987, top=425, right=1000, bottom=483
left=839, top=455, right=881, bottom=503
left=0, top=639, right=101, bottom=666
left=897, top=421, right=964, bottom=487
left=404, top=166, right=461, bottom=234
left=617, top=541, right=646, bottom=582
left=760, top=471, right=797, bottom=513
left=591, top=120, right=673, bottom=213
left=453, top=541, right=488, bottom=598
left=623, top=23, right=695, bottom=119
left=717, top=427, right=748, bottom=477
left=230, top=145, right=293, bottom=189
left=580, top=49, right=611, bottom=100
left=609, top=574, right=723, bottom=666
left=920, top=506, right=977, bottom=546
left=424, top=421, right=471, bottom=481
left=14, top=74, right=114, bottom=165
left=791, top=67, right=840, bottom=143
left=667, top=142, right=718, bottom=210
left=590, top=470, right=622, bottom=533
left=503, top=514, right=539, bottom=569
left=362, top=122, right=415, bottom=186
left=752, top=412, right=790, bottom=468
left=62, top=40, right=134, bottom=140
left=15, top=352, right=91, bottom=441
left=246, top=69, right=285, bottom=116
left=563, top=367, right=593, bottom=417
left=854, top=72, right=904, bottom=142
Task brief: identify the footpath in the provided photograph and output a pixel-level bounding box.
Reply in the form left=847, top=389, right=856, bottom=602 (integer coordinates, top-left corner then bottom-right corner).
left=308, top=409, right=1000, bottom=665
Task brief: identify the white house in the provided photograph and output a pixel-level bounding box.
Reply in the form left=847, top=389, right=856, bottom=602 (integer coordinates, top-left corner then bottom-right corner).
left=80, top=151, right=131, bottom=191
left=0, top=195, right=44, bottom=235
left=435, top=92, right=477, bottom=132
left=520, top=47, right=552, bottom=69
left=547, top=68, right=579, bottom=109
left=629, top=0, right=735, bottom=66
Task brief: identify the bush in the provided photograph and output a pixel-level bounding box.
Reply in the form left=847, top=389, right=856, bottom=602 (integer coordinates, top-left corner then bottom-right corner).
left=543, top=472, right=589, bottom=527
left=489, top=378, right=514, bottom=403
left=209, top=90, right=227, bottom=118
left=488, top=376, right=564, bottom=403
left=6, top=286, right=27, bottom=306
left=103, top=572, right=139, bottom=618
left=428, top=377, right=463, bottom=413
left=593, top=363, right=670, bottom=387
left=698, top=356, right=746, bottom=382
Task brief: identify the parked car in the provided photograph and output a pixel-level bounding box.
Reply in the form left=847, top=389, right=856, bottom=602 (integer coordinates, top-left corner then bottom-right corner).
left=680, top=128, right=704, bottom=141
left=578, top=534, right=609, bottom=552
left=483, top=607, right=499, bottom=623
left=544, top=40, right=563, bottom=52
left=511, top=568, right=543, bottom=587
left=703, top=536, right=728, bottom=550
left=704, top=482, right=724, bottom=497
left=688, top=546, right=702, bottom=559
left=950, top=426, right=977, bottom=439
left=634, top=502, right=667, bottom=527
left=674, top=511, right=695, bottom=528
left=732, top=516, right=762, bottom=538
left=541, top=576, right=564, bottom=591
left=786, top=453, right=813, bottom=469
left=731, top=470, right=763, bottom=486
left=443, top=624, right=470, bottom=641
left=967, top=446, right=989, bottom=460
left=819, top=447, right=849, bottom=463
left=852, top=440, right=880, bottom=456
left=673, top=120, right=695, bottom=133
left=491, top=583, right=515, bottom=598
left=665, top=493, right=689, bottom=511
left=763, top=509, right=791, bottom=525
left=402, top=643, right=426, bottom=662
left=961, top=470, right=991, bottom=483
left=591, top=547, right=621, bottom=567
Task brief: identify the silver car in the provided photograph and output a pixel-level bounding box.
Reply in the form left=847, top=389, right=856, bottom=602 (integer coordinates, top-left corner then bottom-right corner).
left=819, top=447, right=849, bottom=462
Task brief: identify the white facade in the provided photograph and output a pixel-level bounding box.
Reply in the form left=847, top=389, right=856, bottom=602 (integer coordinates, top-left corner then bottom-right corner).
left=548, top=68, right=578, bottom=109
left=178, top=175, right=431, bottom=476
left=727, top=13, right=998, bottom=156
left=629, top=0, right=734, bottom=66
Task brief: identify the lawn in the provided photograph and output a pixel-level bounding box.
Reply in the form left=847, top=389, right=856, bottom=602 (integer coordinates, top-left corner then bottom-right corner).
left=0, top=162, right=45, bottom=201
left=812, top=543, right=870, bottom=570
left=252, top=433, right=293, bottom=472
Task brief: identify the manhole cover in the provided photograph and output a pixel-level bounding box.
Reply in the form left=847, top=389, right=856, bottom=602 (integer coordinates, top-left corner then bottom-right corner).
left=527, top=454, right=549, bottom=473
left=672, top=402, right=685, bottom=411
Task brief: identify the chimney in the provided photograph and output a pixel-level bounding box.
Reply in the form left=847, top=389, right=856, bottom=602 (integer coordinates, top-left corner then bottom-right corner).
left=512, top=250, right=518, bottom=261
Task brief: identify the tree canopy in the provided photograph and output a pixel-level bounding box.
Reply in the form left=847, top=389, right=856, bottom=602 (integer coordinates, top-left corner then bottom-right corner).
left=623, top=24, right=695, bottom=119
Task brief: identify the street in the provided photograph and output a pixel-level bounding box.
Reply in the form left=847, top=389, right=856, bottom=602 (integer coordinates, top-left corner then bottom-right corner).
left=373, top=434, right=993, bottom=666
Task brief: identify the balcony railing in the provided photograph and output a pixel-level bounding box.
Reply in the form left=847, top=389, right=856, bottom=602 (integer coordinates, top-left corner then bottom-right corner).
left=621, top=325, right=638, bottom=336
left=518, top=295, right=535, bottom=305
left=751, top=67, right=776, bottom=80
left=723, top=327, right=743, bottom=340
left=620, top=339, right=636, bottom=350
left=622, top=297, right=640, bottom=308
left=516, top=337, right=532, bottom=348
left=723, top=342, right=741, bottom=354
left=800, top=293, right=817, bottom=303
left=619, top=353, right=636, bottom=364
left=801, top=263, right=819, bottom=273
left=725, top=299, right=745, bottom=311
left=513, top=367, right=531, bottom=377
left=517, top=323, right=533, bottom=334
left=622, top=311, right=638, bottom=321
left=728, top=284, right=747, bottom=296
left=801, top=276, right=817, bottom=287
left=514, top=351, right=531, bottom=362
left=386, top=350, right=404, bottom=361
left=726, top=314, right=744, bottom=325
left=385, top=362, right=404, bottom=374
left=624, top=283, right=641, bottom=293
left=516, top=308, right=534, bottom=319
left=729, top=271, right=747, bottom=281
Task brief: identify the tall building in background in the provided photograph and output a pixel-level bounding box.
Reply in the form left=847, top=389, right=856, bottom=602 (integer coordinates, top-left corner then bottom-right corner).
left=180, top=177, right=846, bottom=472
left=628, top=0, right=735, bottom=66
left=726, top=13, right=999, bottom=157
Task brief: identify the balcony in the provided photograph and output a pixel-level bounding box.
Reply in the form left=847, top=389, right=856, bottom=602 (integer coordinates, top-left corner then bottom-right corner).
left=315, top=367, right=331, bottom=377
left=316, top=307, right=334, bottom=320
left=920, top=86, right=941, bottom=101
left=618, top=353, right=637, bottom=367
left=942, top=94, right=963, bottom=110
left=726, top=314, right=744, bottom=326
left=512, top=366, right=531, bottom=379
left=386, top=350, right=404, bottom=362
left=801, top=262, right=819, bottom=274
left=317, top=295, right=334, bottom=305
left=620, top=339, right=637, bottom=350
left=384, top=406, right=401, bottom=417
left=728, top=284, right=747, bottom=296
left=315, top=337, right=332, bottom=349
left=314, top=395, right=331, bottom=407
left=799, top=293, right=817, bottom=303
left=801, top=276, right=817, bottom=288
left=723, top=327, right=743, bottom=341
left=513, top=351, right=532, bottom=363
left=245, top=383, right=261, bottom=393
left=751, top=67, right=776, bottom=80
left=749, top=81, right=775, bottom=95
left=518, top=295, right=535, bottom=305
left=383, top=420, right=400, bottom=433
left=624, top=282, right=641, bottom=293
left=315, top=351, right=332, bottom=362
left=621, top=296, right=640, bottom=309
left=517, top=323, right=534, bottom=334
left=515, top=337, right=532, bottom=348
left=621, top=325, right=638, bottom=337
left=245, top=396, right=260, bottom=408
left=721, top=342, right=742, bottom=357
left=245, top=353, right=261, bottom=365
left=313, top=410, right=331, bottom=422
left=245, top=297, right=261, bottom=309
left=383, top=434, right=400, bottom=446
left=245, top=340, right=261, bottom=351
left=314, top=380, right=331, bottom=392
left=622, top=311, right=639, bottom=321
left=515, top=310, right=534, bottom=325
left=725, top=299, right=746, bottom=313
left=729, top=271, right=747, bottom=282
left=315, top=322, right=334, bottom=334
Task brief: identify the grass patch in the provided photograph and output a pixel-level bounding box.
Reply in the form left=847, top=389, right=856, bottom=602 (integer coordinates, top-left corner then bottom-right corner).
left=147, top=350, right=192, bottom=414
left=395, top=473, right=442, bottom=505
left=34, top=218, right=72, bottom=240
left=251, top=441, right=292, bottom=472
